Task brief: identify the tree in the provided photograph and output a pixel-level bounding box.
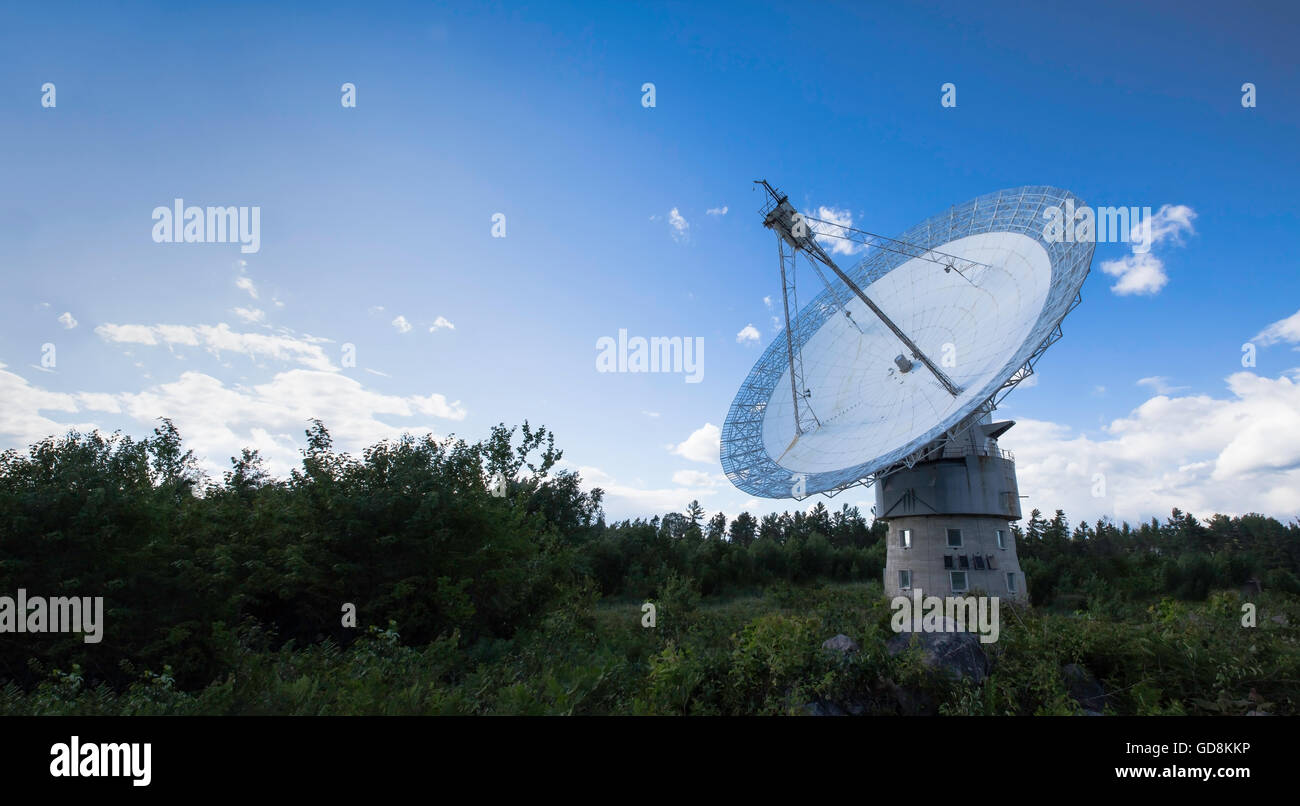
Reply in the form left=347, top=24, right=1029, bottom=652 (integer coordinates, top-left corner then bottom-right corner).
left=686, top=500, right=705, bottom=525
left=728, top=512, right=758, bottom=547
left=706, top=511, right=727, bottom=540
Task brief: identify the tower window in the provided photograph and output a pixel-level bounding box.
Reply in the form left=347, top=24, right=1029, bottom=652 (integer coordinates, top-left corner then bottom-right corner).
left=996, top=529, right=1006, bottom=549
left=973, top=555, right=986, bottom=570
left=899, top=529, right=911, bottom=549
left=986, top=554, right=997, bottom=570
left=958, top=555, right=970, bottom=569
left=943, top=555, right=954, bottom=569
left=946, top=528, right=963, bottom=548
left=899, top=570, right=912, bottom=590
left=1007, top=573, right=1018, bottom=593
left=950, top=571, right=968, bottom=593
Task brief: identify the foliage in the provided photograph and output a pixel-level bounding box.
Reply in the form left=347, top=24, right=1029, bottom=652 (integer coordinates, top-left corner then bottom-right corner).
left=1, top=423, right=1298, bottom=715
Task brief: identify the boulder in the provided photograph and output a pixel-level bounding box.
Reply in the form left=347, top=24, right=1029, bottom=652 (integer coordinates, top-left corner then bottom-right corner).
left=804, top=699, right=848, bottom=717
left=1062, top=663, right=1107, bottom=714
left=886, top=619, right=989, bottom=684
left=821, top=634, right=860, bottom=654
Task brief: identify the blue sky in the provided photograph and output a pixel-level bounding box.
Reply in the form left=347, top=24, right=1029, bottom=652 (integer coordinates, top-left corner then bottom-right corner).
left=2, top=1, right=1299, bottom=525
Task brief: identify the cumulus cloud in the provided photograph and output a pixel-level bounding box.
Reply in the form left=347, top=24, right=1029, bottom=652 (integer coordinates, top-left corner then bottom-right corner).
left=391, top=315, right=412, bottom=334
left=1007, top=369, right=1300, bottom=524
left=736, top=324, right=761, bottom=344
left=1100, top=252, right=1169, bottom=295
left=96, top=322, right=336, bottom=371
left=706, top=206, right=728, bottom=216
left=1141, top=204, right=1197, bottom=248
left=0, top=364, right=467, bottom=481
left=429, top=316, right=455, bottom=332
left=1255, top=308, right=1300, bottom=348
left=232, top=307, right=265, bottom=324
left=668, top=207, right=689, bottom=243
left=95, top=324, right=159, bottom=345
left=1100, top=204, right=1196, bottom=296
left=57, top=312, right=78, bottom=329
left=235, top=276, right=259, bottom=299
left=671, top=423, right=721, bottom=464
left=811, top=205, right=858, bottom=257
left=0, top=363, right=96, bottom=447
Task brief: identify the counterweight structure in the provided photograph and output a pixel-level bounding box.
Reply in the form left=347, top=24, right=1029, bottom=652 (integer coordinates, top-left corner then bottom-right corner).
left=877, top=414, right=1026, bottom=600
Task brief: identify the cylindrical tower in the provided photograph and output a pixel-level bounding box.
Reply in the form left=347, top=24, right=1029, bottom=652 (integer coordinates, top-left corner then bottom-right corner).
left=878, top=417, right=1027, bottom=601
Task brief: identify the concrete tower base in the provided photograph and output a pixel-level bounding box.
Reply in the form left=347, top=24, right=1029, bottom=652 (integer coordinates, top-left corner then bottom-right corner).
left=878, top=417, right=1028, bottom=602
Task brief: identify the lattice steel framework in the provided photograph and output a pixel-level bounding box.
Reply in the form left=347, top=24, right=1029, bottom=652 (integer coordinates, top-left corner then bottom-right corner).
left=720, top=185, right=1094, bottom=499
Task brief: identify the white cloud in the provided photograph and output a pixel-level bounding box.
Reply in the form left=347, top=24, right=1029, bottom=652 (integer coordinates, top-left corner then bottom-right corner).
left=1141, top=204, right=1197, bottom=248
left=57, top=312, right=78, bottom=330
left=96, top=323, right=336, bottom=371
left=706, top=206, right=728, bottom=216
left=76, top=392, right=121, bottom=413
left=429, top=316, right=455, bottom=332
left=1100, top=204, right=1196, bottom=296
left=391, top=315, right=412, bottom=334
left=763, top=296, right=772, bottom=308
left=671, top=469, right=719, bottom=488
left=736, top=324, right=761, bottom=344
left=0, top=363, right=467, bottom=481
left=235, top=276, right=259, bottom=299
left=232, top=307, right=265, bottom=324
left=96, top=324, right=158, bottom=345
left=1255, top=308, right=1300, bottom=347
left=1100, top=252, right=1169, bottom=296
left=1136, top=376, right=1188, bottom=395
left=571, top=463, right=717, bottom=515
left=121, top=370, right=466, bottom=478
left=642, top=410, right=660, bottom=418
left=671, top=423, right=721, bottom=464
left=0, top=362, right=95, bottom=447
left=811, top=205, right=858, bottom=257
left=668, top=207, right=689, bottom=243
left=1008, top=369, right=1300, bottom=524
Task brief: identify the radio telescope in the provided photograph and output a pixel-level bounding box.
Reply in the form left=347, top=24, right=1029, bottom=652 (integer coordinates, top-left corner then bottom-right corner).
left=721, top=182, right=1094, bottom=600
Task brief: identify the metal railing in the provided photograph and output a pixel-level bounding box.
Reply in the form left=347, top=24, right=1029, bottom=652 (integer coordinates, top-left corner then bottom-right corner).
left=938, top=444, right=1015, bottom=462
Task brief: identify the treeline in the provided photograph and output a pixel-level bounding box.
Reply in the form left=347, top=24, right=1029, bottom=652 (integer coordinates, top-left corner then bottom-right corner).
left=585, top=503, right=886, bottom=598
left=0, top=420, right=1296, bottom=695
left=1013, top=507, right=1300, bottom=610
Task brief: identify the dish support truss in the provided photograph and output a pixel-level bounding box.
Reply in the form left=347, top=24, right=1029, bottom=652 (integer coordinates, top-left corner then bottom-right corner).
left=720, top=185, right=1095, bottom=500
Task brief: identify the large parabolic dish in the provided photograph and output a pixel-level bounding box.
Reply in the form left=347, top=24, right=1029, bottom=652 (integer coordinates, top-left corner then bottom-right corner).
left=721, top=185, right=1094, bottom=499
